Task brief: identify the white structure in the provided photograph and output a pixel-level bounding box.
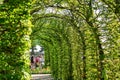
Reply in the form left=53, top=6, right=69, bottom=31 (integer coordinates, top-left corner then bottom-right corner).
left=30, top=45, right=45, bottom=66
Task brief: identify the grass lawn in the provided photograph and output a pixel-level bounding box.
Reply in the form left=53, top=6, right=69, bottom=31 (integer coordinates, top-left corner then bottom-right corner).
left=31, top=67, right=51, bottom=74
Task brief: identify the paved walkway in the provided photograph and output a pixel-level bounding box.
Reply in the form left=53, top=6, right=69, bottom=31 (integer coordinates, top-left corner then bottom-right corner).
left=31, top=74, right=53, bottom=80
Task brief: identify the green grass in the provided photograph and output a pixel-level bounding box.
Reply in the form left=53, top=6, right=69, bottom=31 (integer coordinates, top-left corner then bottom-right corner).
left=31, top=67, right=51, bottom=74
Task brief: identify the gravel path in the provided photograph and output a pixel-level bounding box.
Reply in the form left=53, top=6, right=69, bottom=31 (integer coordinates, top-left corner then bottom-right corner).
left=31, top=74, right=53, bottom=80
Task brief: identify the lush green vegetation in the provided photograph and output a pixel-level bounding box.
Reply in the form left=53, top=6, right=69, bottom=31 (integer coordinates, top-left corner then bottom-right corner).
left=0, top=0, right=34, bottom=80
left=0, top=0, right=120, bottom=80
left=31, top=67, right=51, bottom=74
left=31, top=0, right=120, bottom=80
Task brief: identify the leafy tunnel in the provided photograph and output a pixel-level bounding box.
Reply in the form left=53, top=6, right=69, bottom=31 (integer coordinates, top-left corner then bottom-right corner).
left=0, top=0, right=120, bottom=80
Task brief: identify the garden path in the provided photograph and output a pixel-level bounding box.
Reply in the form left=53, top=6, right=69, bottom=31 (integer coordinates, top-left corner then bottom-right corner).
left=31, top=74, right=53, bottom=80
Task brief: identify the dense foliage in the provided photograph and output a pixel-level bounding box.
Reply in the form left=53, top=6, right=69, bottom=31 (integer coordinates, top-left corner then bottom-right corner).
left=0, top=0, right=34, bottom=79
left=0, top=0, right=120, bottom=80
left=31, top=0, right=120, bottom=80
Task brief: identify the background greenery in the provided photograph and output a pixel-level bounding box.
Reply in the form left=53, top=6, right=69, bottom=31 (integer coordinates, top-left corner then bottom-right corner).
left=0, top=0, right=120, bottom=80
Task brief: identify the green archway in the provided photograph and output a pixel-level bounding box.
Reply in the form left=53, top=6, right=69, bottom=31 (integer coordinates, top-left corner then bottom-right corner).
left=1, top=0, right=120, bottom=80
